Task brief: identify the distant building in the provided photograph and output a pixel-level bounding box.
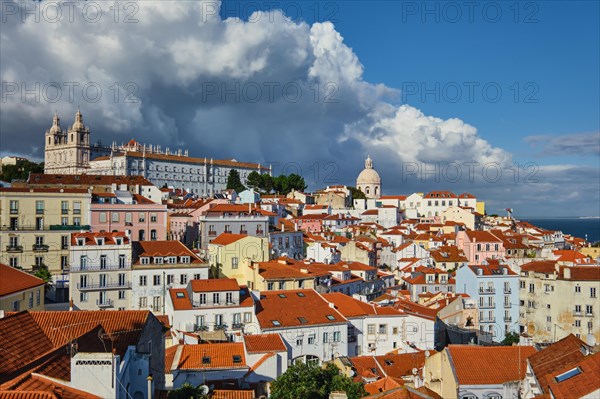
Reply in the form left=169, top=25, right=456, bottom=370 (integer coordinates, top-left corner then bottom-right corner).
left=356, top=156, right=381, bottom=199
left=44, top=110, right=270, bottom=196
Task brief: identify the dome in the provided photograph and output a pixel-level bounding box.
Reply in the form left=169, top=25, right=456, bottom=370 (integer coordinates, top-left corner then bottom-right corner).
left=49, top=113, right=62, bottom=134
left=357, top=168, right=381, bottom=185
left=71, top=109, right=85, bottom=131
left=356, top=155, right=381, bottom=185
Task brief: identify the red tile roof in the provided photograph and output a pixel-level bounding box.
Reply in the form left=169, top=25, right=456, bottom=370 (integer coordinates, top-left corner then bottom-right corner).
left=447, top=345, right=537, bottom=385
left=545, top=351, right=600, bottom=399
left=208, top=233, right=251, bottom=246
left=256, top=289, right=346, bottom=329
left=1, top=374, right=101, bottom=399
left=133, top=240, right=203, bottom=262
left=464, top=230, right=502, bottom=243
left=243, top=333, right=287, bottom=353
left=27, top=173, right=154, bottom=187
left=190, top=278, right=240, bottom=292
left=212, top=390, right=255, bottom=399
left=323, top=293, right=404, bottom=318
left=0, top=264, right=45, bottom=297
left=559, top=265, right=600, bottom=281
left=170, top=343, right=247, bottom=370
left=70, top=232, right=129, bottom=246
left=522, top=260, right=558, bottom=274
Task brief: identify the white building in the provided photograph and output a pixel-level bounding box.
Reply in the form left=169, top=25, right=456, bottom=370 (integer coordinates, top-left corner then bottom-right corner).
left=165, top=278, right=257, bottom=341
left=356, top=156, right=381, bottom=199
left=130, top=240, right=209, bottom=313
left=69, top=232, right=132, bottom=311
left=254, top=289, right=349, bottom=364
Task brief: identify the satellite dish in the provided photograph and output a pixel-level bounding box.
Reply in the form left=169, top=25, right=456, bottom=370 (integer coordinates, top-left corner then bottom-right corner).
left=412, top=367, right=418, bottom=375
left=199, top=385, right=209, bottom=395
left=424, top=350, right=430, bottom=358
left=587, top=334, right=597, bottom=346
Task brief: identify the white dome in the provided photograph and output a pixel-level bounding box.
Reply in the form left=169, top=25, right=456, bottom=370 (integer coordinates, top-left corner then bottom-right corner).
left=357, top=168, right=381, bottom=185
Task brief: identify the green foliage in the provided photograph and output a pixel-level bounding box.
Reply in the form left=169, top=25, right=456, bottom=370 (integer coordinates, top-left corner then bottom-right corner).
left=246, top=171, right=262, bottom=190
left=270, top=362, right=366, bottom=399
left=167, top=383, right=209, bottom=399
left=0, top=160, right=44, bottom=183
left=33, top=264, right=52, bottom=294
left=226, top=169, right=246, bottom=193
left=502, top=331, right=520, bottom=346
left=246, top=172, right=306, bottom=195
left=348, top=186, right=366, bottom=200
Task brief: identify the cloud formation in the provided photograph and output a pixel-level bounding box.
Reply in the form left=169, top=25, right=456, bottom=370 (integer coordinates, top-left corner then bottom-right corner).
left=0, top=0, right=598, bottom=216
left=524, top=132, right=600, bottom=157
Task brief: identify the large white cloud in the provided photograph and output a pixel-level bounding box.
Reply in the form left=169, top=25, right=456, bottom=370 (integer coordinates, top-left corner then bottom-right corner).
left=0, top=0, right=598, bottom=216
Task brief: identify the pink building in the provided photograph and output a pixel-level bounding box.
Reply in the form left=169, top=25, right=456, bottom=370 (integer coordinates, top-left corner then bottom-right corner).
left=456, top=230, right=504, bottom=264
left=91, top=193, right=168, bottom=241
left=293, top=213, right=328, bottom=233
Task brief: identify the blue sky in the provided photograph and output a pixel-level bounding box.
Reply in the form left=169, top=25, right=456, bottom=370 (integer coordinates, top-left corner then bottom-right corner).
left=1, top=0, right=599, bottom=216
left=222, top=0, right=600, bottom=166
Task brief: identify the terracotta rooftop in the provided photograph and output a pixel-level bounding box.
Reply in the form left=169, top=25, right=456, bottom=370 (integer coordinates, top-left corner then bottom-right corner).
left=209, top=233, right=251, bottom=246
left=255, top=289, right=346, bottom=329
left=169, top=343, right=247, bottom=370
left=190, top=278, right=240, bottom=292
left=212, top=390, right=255, bottom=399
left=70, top=232, right=129, bottom=246
left=323, top=293, right=404, bottom=318
left=522, top=260, right=559, bottom=274
left=447, top=345, right=537, bottom=385
left=0, top=264, right=45, bottom=297
left=243, top=333, right=287, bottom=353
left=545, top=351, right=600, bottom=399
left=133, top=240, right=203, bottom=263
left=27, top=173, right=154, bottom=187
left=464, top=230, right=502, bottom=242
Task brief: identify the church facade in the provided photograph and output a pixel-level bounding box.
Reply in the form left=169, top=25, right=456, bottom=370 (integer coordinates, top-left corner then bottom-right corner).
left=356, top=155, right=381, bottom=199
left=44, top=111, right=270, bottom=196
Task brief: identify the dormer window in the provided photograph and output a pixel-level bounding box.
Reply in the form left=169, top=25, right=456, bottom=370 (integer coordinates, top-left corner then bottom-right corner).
left=202, top=356, right=211, bottom=364
left=233, top=355, right=242, bottom=363
left=116, top=238, right=122, bottom=245
left=181, top=256, right=190, bottom=264
left=77, top=238, right=85, bottom=246
left=154, top=257, right=164, bottom=264
left=140, top=257, right=150, bottom=265
left=167, top=256, right=177, bottom=264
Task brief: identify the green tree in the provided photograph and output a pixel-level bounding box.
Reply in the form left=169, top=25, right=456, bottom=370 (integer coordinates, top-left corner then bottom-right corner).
left=502, top=331, right=520, bottom=346
left=287, top=173, right=307, bottom=193
left=259, top=173, right=274, bottom=193
left=226, top=169, right=246, bottom=193
left=33, top=264, right=53, bottom=294
left=348, top=186, right=366, bottom=200
left=167, top=383, right=209, bottom=399
left=246, top=171, right=262, bottom=190
left=270, top=362, right=366, bottom=399
left=0, top=160, right=44, bottom=183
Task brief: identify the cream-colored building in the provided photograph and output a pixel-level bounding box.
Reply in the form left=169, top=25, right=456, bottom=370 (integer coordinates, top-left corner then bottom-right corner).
left=356, top=156, right=381, bottom=199
left=0, top=188, right=91, bottom=280
left=520, top=260, right=600, bottom=344
left=441, top=206, right=476, bottom=230
left=208, top=233, right=269, bottom=280
left=44, top=110, right=91, bottom=174
left=0, top=263, right=45, bottom=311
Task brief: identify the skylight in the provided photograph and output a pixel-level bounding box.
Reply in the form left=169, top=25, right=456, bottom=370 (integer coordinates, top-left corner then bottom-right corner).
left=298, top=317, right=308, bottom=324
left=296, top=292, right=305, bottom=297
left=176, top=292, right=185, bottom=298
left=232, top=355, right=242, bottom=363
left=272, top=320, right=281, bottom=326
left=278, top=293, right=287, bottom=298
left=555, top=367, right=581, bottom=383
left=326, top=315, right=336, bottom=320
left=202, top=356, right=211, bottom=364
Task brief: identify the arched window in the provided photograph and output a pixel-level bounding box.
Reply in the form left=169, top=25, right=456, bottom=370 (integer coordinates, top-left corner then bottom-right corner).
left=366, top=187, right=370, bottom=194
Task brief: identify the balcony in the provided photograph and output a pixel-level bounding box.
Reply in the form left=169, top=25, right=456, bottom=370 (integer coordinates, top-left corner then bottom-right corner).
left=573, top=311, right=582, bottom=317
left=231, top=322, right=244, bottom=330
left=77, top=282, right=132, bottom=290
left=504, top=288, right=512, bottom=294
left=6, top=245, right=23, bottom=253
left=480, top=317, right=496, bottom=323
left=32, top=244, right=49, bottom=252
left=10, top=209, right=18, bottom=214
left=239, top=230, right=248, bottom=234
left=479, top=288, right=495, bottom=294
left=504, top=316, right=512, bottom=322
left=208, top=231, right=217, bottom=237
left=36, top=209, right=44, bottom=215
left=504, top=302, right=512, bottom=308
left=194, top=324, right=209, bottom=331
left=480, top=303, right=496, bottom=309
left=256, top=230, right=264, bottom=236
left=96, top=299, right=114, bottom=308
left=214, top=324, right=228, bottom=331
left=71, top=264, right=130, bottom=272
left=49, top=224, right=90, bottom=231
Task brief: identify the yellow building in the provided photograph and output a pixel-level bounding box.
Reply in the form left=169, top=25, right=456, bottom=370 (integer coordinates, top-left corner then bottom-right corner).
left=207, top=233, right=269, bottom=280
left=0, top=263, right=45, bottom=311
left=0, top=188, right=91, bottom=279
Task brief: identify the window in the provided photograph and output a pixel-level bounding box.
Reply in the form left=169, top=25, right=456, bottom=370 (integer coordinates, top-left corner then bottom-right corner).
left=150, top=213, right=157, bottom=222
left=9, top=200, right=18, bottom=214
left=80, top=292, right=88, bottom=303
left=139, top=276, right=147, bottom=286
left=150, top=229, right=157, bottom=240
left=592, top=288, right=597, bottom=298
left=323, top=332, right=329, bottom=343
left=232, top=257, right=239, bottom=269
left=367, top=324, right=376, bottom=334
left=308, top=334, right=316, bottom=344
left=271, top=320, right=281, bottom=326
left=199, top=293, right=207, bottom=305
left=100, top=255, right=107, bottom=269
left=73, top=201, right=81, bottom=214
left=180, top=274, right=188, bottom=285
left=379, top=324, right=387, bottom=334
left=138, top=212, right=146, bottom=222
left=141, top=257, right=150, bottom=265
left=119, top=255, right=126, bottom=268
left=244, top=312, right=252, bottom=322
left=575, top=305, right=582, bottom=314
left=153, top=296, right=161, bottom=312
left=167, top=274, right=174, bottom=285
left=118, top=290, right=125, bottom=300
left=61, top=201, right=69, bottom=214
left=213, top=293, right=220, bottom=304
left=267, top=282, right=274, bottom=290
left=36, top=217, right=44, bottom=231
left=9, top=257, right=18, bottom=267
left=36, top=290, right=41, bottom=306
left=153, top=275, right=161, bottom=286
left=296, top=336, right=303, bottom=346
left=125, top=213, right=132, bottom=224
left=226, top=292, right=233, bottom=304
left=139, top=297, right=147, bottom=308
left=73, top=217, right=81, bottom=226
left=214, top=314, right=223, bottom=325
left=28, top=292, right=33, bottom=308
left=61, top=235, right=69, bottom=250
left=99, top=274, right=107, bottom=287
left=61, top=216, right=69, bottom=226
left=529, top=283, right=535, bottom=293
left=279, top=281, right=285, bottom=290
left=35, top=200, right=44, bottom=214
left=333, top=331, right=341, bottom=342
left=586, top=305, right=593, bottom=315
left=575, top=285, right=581, bottom=293
left=575, top=320, right=581, bottom=327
